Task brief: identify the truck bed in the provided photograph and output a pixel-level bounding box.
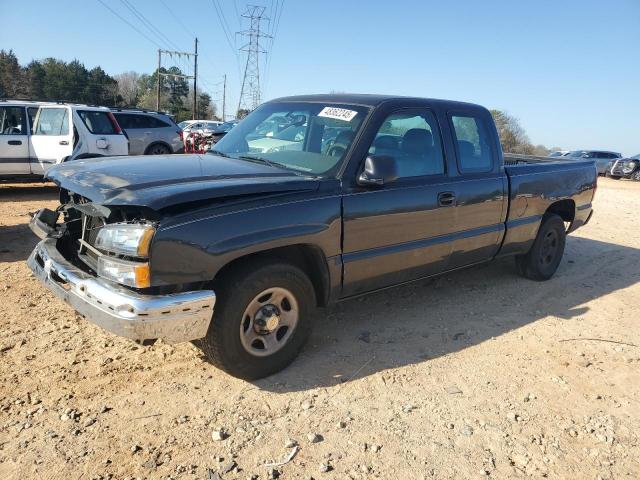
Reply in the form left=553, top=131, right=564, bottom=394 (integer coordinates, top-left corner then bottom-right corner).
left=497, top=155, right=597, bottom=257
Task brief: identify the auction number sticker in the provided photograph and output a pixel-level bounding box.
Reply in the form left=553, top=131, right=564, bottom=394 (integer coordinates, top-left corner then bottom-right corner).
left=318, top=107, right=358, bottom=122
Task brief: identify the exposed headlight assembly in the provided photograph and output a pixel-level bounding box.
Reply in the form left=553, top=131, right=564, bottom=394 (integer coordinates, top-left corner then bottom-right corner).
left=94, top=223, right=154, bottom=288
left=98, top=256, right=150, bottom=288
left=95, top=223, right=155, bottom=257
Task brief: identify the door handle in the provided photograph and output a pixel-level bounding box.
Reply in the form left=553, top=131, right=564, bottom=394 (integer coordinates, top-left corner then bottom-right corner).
left=438, top=191, right=456, bottom=207
left=59, top=140, right=69, bottom=145
left=8, top=140, right=22, bottom=146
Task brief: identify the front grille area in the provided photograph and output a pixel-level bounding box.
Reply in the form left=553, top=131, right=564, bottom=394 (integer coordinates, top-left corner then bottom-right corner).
left=77, top=213, right=106, bottom=271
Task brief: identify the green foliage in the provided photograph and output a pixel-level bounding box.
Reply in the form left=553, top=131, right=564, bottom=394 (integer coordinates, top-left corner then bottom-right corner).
left=0, top=51, right=217, bottom=121
left=490, top=109, right=549, bottom=155
left=0, top=50, right=118, bottom=105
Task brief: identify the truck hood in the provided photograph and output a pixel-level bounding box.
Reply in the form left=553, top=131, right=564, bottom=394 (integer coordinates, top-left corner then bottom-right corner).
left=46, top=153, right=320, bottom=210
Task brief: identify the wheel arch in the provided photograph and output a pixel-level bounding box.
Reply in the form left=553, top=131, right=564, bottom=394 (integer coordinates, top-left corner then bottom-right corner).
left=545, top=199, right=576, bottom=225
left=144, top=141, right=173, bottom=155
left=212, top=244, right=331, bottom=307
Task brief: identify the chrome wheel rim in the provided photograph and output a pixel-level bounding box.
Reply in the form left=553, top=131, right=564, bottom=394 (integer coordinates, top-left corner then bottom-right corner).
left=240, top=287, right=299, bottom=357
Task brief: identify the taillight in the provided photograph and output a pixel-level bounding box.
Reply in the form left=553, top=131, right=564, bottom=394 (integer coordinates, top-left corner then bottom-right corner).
left=107, top=112, right=122, bottom=134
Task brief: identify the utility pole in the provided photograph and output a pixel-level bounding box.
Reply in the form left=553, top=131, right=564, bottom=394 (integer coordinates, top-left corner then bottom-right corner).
left=237, top=5, right=271, bottom=114
left=156, top=49, right=161, bottom=111
left=154, top=44, right=197, bottom=113
left=222, top=74, right=226, bottom=121
left=193, top=37, right=198, bottom=119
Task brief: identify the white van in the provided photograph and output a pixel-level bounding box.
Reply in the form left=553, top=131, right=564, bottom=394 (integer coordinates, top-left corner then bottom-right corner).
left=0, top=100, right=129, bottom=178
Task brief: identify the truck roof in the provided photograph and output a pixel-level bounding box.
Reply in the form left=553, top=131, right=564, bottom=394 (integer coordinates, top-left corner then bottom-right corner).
left=269, top=93, right=483, bottom=110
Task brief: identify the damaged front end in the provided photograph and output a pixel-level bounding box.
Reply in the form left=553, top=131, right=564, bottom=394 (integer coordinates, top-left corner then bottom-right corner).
left=27, top=189, right=216, bottom=344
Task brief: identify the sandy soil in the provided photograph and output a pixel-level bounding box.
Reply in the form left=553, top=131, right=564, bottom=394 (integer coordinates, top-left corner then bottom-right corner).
left=0, top=178, right=639, bottom=480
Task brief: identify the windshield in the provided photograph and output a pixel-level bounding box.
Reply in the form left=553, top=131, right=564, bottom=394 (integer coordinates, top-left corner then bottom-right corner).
left=210, top=102, right=368, bottom=176
left=566, top=150, right=587, bottom=158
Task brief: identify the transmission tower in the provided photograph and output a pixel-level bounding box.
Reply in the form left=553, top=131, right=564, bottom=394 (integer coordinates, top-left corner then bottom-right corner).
left=237, top=5, right=271, bottom=113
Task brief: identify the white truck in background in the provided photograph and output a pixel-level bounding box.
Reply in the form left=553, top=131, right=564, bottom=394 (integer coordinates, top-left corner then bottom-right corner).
left=0, top=100, right=129, bottom=179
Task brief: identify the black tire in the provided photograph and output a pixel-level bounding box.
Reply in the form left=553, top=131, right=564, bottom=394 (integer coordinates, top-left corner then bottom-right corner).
left=195, top=261, right=316, bottom=379
left=632, top=171, right=640, bottom=182
left=610, top=176, right=622, bottom=180
left=145, top=143, right=171, bottom=155
left=515, top=213, right=566, bottom=281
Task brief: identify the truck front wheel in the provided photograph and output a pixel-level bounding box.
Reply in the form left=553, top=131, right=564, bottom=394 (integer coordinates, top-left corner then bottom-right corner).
left=196, top=261, right=316, bottom=379
left=515, top=213, right=566, bottom=281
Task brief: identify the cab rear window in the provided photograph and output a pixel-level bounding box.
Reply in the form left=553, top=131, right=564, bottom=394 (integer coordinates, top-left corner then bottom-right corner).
left=78, top=110, right=118, bottom=134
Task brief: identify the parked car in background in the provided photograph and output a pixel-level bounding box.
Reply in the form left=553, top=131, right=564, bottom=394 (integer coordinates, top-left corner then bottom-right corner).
left=564, top=150, right=622, bottom=174
left=210, top=120, right=239, bottom=145
left=180, top=120, right=222, bottom=136
left=608, top=154, right=640, bottom=180
left=111, top=109, right=183, bottom=155
left=548, top=150, right=569, bottom=157
left=1, top=100, right=128, bottom=179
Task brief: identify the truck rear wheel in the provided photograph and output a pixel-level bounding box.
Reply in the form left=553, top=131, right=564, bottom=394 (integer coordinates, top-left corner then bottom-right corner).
left=515, top=213, right=566, bottom=281
left=196, top=261, right=316, bottom=379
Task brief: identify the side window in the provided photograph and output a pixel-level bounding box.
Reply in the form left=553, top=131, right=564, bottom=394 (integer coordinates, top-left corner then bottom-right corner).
left=113, top=114, right=131, bottom=129
left=0, top=106, right=26, bottom=135
left=77, top=110, right=116, bottom=134
left=34, top=108, right=69, bottom=136
left=368, top=110, right=445, bottom=178
left=133, top=115, right=154, bottom=129
left=451, top=114, right=493, bottom=172
left=150, top=116, right=170, bottom=128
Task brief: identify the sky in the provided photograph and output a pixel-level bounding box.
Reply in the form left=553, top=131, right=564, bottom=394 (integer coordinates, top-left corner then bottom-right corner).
left=1, top=0, right=639, bottom=155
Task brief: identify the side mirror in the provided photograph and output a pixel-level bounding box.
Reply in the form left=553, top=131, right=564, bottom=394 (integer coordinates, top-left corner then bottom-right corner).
left=357, top=155, right=398, bottom=186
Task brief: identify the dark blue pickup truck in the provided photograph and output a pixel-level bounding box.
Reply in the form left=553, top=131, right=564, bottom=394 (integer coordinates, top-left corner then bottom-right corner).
left=28, top=94, right=597, bottom=379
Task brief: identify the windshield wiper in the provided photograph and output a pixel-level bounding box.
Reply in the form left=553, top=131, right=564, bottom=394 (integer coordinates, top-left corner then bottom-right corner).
left=237, top=154, right=298, bottom=172
left=238, top=155, right=309, bottom=177
left=208, top=149, right=230, bottom=158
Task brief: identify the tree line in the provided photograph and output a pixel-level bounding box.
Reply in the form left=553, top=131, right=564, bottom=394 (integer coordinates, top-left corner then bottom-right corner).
left=0, top=50, right=215, bottom=122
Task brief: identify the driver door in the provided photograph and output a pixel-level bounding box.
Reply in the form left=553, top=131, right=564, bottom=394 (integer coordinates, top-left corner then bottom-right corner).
left=341, top=107, right=458, bottom=296
left=0, top=105, right=30, bottom=174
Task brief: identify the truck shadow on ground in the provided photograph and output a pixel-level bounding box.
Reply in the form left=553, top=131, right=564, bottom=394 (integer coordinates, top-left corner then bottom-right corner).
left=247, top=236, right=640, bottom=393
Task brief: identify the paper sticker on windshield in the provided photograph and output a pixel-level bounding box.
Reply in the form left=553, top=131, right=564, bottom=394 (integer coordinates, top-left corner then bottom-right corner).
left=318, top=107, right=358, bottom=122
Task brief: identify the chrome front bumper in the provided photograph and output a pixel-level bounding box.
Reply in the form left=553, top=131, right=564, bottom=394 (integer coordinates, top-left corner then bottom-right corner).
left=27, top=238, right=215, bottom=344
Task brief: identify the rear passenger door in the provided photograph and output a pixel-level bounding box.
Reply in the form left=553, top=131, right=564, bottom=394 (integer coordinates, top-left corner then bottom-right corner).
left=342, top=107, right=459, bottom=296
left=30, top=107, right=73, bottom=173
left=0, top=106, right=30, bottom=175
left=445, top=112, right=507, bottom=269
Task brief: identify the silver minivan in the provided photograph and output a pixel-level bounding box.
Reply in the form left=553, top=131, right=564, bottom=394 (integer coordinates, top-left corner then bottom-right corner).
left=112, top=109, right=183, bottom=155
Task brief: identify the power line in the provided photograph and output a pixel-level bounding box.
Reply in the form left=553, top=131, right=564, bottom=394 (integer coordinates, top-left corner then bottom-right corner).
left=210, top=0, right=236, bottom=54
left=95, top=0, right=163, bottom=48
left=120, top=0, right=182, bottom=51
left=158, top=0, right=194, bottom=39
left=263, top=0, right=284, bottom=97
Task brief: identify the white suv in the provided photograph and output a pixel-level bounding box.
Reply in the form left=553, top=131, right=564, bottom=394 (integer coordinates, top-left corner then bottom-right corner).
left=0, top=100, right=129, bottom=178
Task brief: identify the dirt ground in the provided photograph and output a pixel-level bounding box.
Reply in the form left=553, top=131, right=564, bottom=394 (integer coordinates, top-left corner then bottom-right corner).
left=0, top=178, right=638, bottom=480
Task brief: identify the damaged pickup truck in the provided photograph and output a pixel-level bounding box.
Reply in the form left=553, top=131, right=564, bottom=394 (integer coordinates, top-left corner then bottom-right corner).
left=28, top=94, right=597, bottom=379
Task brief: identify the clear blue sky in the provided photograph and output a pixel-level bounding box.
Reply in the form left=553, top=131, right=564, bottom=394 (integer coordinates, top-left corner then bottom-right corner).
left=1, top=0, right=638, bottom=155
